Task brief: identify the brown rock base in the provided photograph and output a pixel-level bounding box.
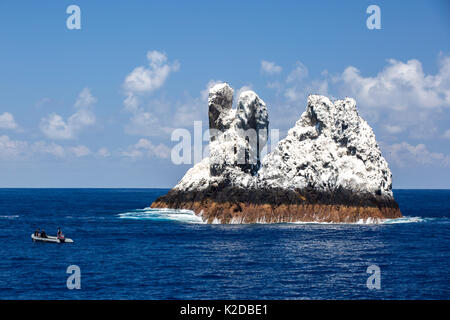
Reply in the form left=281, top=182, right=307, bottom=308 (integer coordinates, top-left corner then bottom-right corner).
left=150, top=187, right=402, bottom=224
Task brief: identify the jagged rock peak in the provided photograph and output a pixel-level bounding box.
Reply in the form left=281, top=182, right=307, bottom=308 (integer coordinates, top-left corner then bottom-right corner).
left=208, top=83, right=234, bottom=136
left=208, top=83, right=269, bottom=177
left=236, top=90, right=269, bottom=132
left=258, top=94, right=393, bottom=198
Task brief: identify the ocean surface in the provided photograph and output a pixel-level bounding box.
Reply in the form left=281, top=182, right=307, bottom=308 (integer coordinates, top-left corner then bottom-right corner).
left=0, top=188, right=448, bottom=300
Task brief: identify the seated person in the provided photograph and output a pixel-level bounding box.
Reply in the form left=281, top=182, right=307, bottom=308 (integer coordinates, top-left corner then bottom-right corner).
left=40, top=229, right=47, bottom=238
left=34, top=229, right=40, bottom=237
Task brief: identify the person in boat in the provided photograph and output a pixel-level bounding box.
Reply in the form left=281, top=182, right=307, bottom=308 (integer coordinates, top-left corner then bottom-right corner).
left=34, top=228, right=40, bottom=237
left=40, top=229, right=47, bottom=238
left=57, top=227, right=63, bottom=239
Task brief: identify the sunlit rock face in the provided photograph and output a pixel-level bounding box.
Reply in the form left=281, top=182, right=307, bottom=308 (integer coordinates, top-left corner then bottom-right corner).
left=208, top=83, right=269, bottom=177
left=208, top=83, right=234, bottom=136
left=151, top=83, right=402, bottom=224
left=258, top=95, right=393, bottom=197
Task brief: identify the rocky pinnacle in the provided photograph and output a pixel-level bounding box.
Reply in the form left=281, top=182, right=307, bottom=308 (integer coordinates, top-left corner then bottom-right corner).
left=151, top=83, right=402, bottom=223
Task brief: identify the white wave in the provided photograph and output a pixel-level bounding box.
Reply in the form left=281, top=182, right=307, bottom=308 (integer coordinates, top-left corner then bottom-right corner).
left=289, top=216, right=426, bottom=225
left=117, top=209, right=430, bottom=225
left=118, top=208, right=205, bottom=224
left=0, top=215, right=19, bottom=219
left=380, top=216, right=425, bottom=224
left=290, top=220, right=376, bottom=225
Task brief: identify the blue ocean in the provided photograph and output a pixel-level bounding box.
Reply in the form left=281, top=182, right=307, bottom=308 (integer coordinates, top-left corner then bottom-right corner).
left=0, top=188, right=448, bottom=300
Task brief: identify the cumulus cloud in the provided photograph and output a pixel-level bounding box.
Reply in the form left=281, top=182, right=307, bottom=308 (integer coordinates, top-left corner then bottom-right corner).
left=69, top=145, right=91, bottom=157
left=122, top=51, right=181, bottom=136
left=261, top=60, right=282, bottom=75
left=74, top=88, right=97, bottom=108
left=0, top=136, right=68, bottom=160
left=382, top=141, right=450, bottom=167
left=122, top=138, right=171, bottom=160
left=337, top=54, right=450, bottom=138
left=278, top=61, right=330, bottom=104
left=124, top=50, right=179, bottom=97
left=271, top=54, right=450, bottom=140
left=286, top=61, right=308, bottom=83
left=124, top=79, right=213, bottom=137
left=0, top=112, right=18, bottom=130
left=31, top=141, right=66, bottom=158
left=340, top=56, right=450, bottom=109
left=40, top=88, right=96, bottom=140
left=0, top=135, right=27, bottom=159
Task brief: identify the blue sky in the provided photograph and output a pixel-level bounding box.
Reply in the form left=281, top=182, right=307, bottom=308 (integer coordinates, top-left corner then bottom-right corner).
left=0, top=0, right=449, bottom=188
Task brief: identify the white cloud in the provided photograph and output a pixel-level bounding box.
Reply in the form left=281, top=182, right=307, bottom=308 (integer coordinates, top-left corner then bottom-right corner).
left=123, top=50, right=179, bottom=95
left=266, top=81, right=283, bottom=91
left=269, top=54, right=450, bottom=139
left=382, top=141, right=450, bottom=167
left=70, top=145, right=91, bottom=157
left=122, top=138, right=170, bottom=160
left=340, top=56, right=450, bottom=110
left=40, top=113, right=73, bottom=139
left=384, top=124, right=404, bottom=134
left=443, top=129, right=450, bottom=139
left=123, top=92, right=140, bottom=112
left=261, top=60, right=282, bottom=75
left=31, top=141, right=65, bottom=158
left=122, top=51, right=181, bottom=136
left=336, top=56, right=450, bottom=139
left=124, top=80, right=213, bottom=137
left=40, top=88, right=96, bottom=140
left=0, top=135, right=27, bottom=159
left=0, top=135, right=105, bottom=161
left=74, top=87, right=97, bottom=108
left=337, top=55, right=450, bottom=138
left=286, top=61, right=308, bottom=83
left=0, top=112, right=18, bottom=130
left=0, top=137, right=66, bottom=160
left=280, top=61, right=330, bottom=103
left=97, top=147, right=110, bottom=157
left=124, top=106, right=173, bottom=137
left=172, top=99, right=204, bottom=128
left=285, top=79, right=328, bottom=102
left=0, top=137, right=95, bottom=160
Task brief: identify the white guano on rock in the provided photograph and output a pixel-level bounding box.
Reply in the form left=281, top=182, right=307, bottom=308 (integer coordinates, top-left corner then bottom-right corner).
left=174, top=84, right=393, bottom=200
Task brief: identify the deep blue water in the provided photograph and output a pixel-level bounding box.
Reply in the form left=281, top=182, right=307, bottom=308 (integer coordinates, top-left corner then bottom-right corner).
left=0, top=188, right=448, bottom=300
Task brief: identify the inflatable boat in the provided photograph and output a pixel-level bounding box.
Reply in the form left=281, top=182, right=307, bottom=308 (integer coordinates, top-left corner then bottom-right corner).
left=31, top=234, right=74, bottom=243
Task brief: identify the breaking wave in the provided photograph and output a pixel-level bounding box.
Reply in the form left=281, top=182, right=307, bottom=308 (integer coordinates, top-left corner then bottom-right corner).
left=290, top=216, right=428, bottom=225
left=118, top=210, right=433, bottom=225
left=118, top=208, right=204, bottom=224
left=0, top=215, right=19, bottom=219
left=380, top=216, right=427, bottom=224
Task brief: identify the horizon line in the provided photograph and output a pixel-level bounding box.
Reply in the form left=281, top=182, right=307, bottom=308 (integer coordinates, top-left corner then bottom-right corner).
left=0, top=187, right=449, bottom=190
